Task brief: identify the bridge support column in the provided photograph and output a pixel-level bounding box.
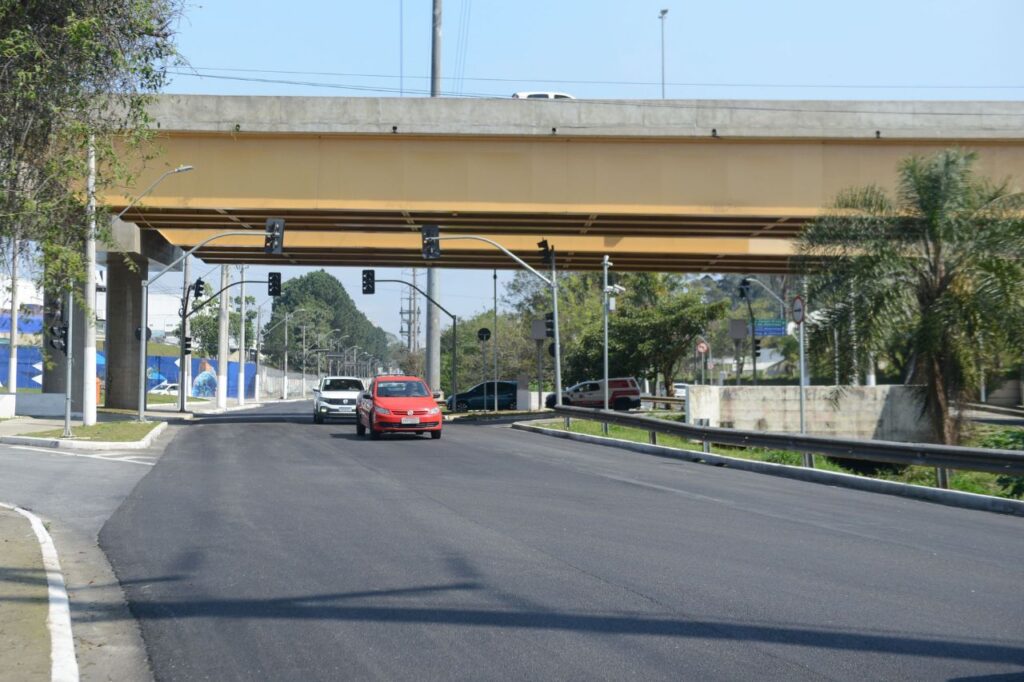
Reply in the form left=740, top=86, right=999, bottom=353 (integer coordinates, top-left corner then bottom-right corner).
left=104, top=255, right=147, bottom=410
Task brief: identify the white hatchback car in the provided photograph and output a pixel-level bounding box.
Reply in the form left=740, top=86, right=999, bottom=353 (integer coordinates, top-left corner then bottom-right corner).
left=312, top=376, right=364, bottom=423
left=149, top=382, right=178, bottom=396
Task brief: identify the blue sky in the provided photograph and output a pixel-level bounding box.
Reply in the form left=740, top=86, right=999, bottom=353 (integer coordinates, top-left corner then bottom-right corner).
left=151, top=0, right=1024, bottom=338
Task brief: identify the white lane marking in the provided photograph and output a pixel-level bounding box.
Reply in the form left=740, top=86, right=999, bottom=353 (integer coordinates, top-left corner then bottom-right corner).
left=6, top=445, right=155, bottom=467
left=0, top=502, right=80, bottom=682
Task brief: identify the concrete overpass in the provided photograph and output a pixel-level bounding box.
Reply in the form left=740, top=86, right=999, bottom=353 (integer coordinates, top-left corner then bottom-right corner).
left=94, top=95, right=1024, bottom=409
left=103, top=96, right=1024, bottom=274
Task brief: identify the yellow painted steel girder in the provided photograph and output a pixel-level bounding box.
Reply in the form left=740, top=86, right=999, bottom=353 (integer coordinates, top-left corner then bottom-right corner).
left=102, top=131, right=1024, bottom=272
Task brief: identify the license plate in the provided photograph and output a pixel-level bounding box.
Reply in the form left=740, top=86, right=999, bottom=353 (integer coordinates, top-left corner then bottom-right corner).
left=401, top=417, right=420, bottom=425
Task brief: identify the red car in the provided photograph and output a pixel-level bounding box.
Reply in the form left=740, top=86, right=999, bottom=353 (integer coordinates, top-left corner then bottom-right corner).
left=356, top=375, right=443, bottom=440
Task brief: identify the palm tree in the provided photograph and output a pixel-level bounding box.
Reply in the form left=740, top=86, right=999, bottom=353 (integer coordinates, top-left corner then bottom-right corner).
left=798, top=149, right=1024, bottom=444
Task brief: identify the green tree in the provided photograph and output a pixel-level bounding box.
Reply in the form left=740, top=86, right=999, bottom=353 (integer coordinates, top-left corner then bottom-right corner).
left=179, top=295, right=256, bottom=358
left=0, top=0, right=183, bottom=289
left=798, top=149, right=1024, bottom=443
left=262, top=271, right=390, bottom=373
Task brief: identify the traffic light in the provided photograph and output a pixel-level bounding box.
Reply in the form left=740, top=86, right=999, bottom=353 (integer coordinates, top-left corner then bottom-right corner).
left=738, top=277, right=751, bottom=299
left=538, top=239, right=553, bottom=266
left=264, top=218, right=285, bottom=255
left=267, top=272, right=282, bottom=297
left=753, top=337, right=762, bottom=358
left=362, top=269, right=375, bottom=294
left=192, top=277, right=205, bottom=298
left=183, top=336, right=193, bottom=354
left=421, top=225, right=440, bottom=260
left=48, top=324, right=68, bottom=355
left=544, top=311, right=554, bottom=338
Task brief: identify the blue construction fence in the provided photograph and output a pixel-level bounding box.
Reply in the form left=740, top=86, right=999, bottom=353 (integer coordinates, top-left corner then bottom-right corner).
left=0, top=346, right=256, bottom=399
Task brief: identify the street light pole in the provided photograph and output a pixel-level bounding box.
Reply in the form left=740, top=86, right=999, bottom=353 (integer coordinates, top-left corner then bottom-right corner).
left=659, top=9, right=668, bottom=99
left=237, top=266, right=246, bottom=406
left=602, top=255, right=611, bottom=435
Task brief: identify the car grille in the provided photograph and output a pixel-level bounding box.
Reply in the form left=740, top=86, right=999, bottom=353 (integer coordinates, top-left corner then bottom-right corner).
left=385, top=421, right=440, bottom=429
left=322, top=398, right=355, bottom=405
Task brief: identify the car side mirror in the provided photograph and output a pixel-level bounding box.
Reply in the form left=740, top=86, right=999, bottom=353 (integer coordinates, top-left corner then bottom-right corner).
left=312, top=388, right=320, bottom=394
left=432, top=391, right=441, bottom=400
left=362, top=392, right=371, bottom=400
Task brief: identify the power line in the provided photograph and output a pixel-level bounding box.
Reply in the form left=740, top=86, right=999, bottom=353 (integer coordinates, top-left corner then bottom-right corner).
left=178, top=65, right=1024, bottom=91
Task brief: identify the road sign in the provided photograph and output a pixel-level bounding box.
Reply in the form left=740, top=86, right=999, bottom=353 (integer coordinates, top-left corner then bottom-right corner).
left=530, top=319, right=547, bottom=341
left=753, top=318, right=787, bottom=337
left=696, top=340, right=709, bottom=354
left=728, top=319, right=748, bottom=340
left=477, top=327, right=491, bottom=342
left=792, top=295, right=805, bottom=324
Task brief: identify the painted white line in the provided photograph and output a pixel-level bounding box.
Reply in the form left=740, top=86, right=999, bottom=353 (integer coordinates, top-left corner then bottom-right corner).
left=6, top=445, right=155, bottom=466
left=0, top=502, right=80, bottom=682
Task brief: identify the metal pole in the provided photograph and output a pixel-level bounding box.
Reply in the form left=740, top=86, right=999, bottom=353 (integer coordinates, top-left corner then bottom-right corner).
left=179, top=255, right=190, bottom=412
left=301, top=324, right=306, bottom=398
left=7, top=237, right=17, bottom=395
left=551, top=251, right=563, bottom=405
left=136, top=282, right=147, bottom=421
left=63, top=289, right=74, bottom=437
left=255, top=307, right=262, bottom=400
left=493, top=269, right=498, bottom=412
left=425, top=0, right=442, bottom=392
left=82, top=138, right=97, bottom=425
left=237, top=267, right=246, bottom=406
left=216, top=265, right=229, bottom=409
left=282, top=314, right=289, bottom=400
left=452, top=316, right=458, bottom=405
left=536, top=340, right=543, bottom=410
left=602, top=255, right=610, bottom=435
left=659, top=9, right=667, bottom=99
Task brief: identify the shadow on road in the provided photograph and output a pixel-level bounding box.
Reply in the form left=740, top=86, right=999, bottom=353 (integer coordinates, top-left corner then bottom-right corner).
left=11, top=578, right=1023, bottom=667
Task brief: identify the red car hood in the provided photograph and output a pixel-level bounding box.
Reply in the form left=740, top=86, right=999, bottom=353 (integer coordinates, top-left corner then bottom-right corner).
left=376, top=396, right=437, bottom=412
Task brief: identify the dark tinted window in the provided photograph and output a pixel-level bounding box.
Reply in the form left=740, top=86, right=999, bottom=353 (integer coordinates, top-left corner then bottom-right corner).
left=527, top=93, right=549, bottom=99
left=323, top=378, right=363, bottom=391
left=554, top=94, right=571, bottom=99
left=376, top=380, right=430, bottom=398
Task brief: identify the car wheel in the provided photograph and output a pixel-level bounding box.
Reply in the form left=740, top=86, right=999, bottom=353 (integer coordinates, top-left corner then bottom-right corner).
left=509, top=402, right=517, bottom=411
left=430, top=430, right=442, bottom=440
left=313, top=412, right=323, bottom=424
left=369, top=417, right=382, bottom=440
left=613, top=397, right=631, bottom=411
left=455, top=401, right=469, bottom=412
left=356, top=418, right=365, bottom=436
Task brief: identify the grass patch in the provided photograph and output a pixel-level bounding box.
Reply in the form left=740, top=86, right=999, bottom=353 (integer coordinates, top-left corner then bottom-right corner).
left=548, top=416, right=1020, bottom=499
left=145, top=394, right=209, bottom=405
left=29, top=420, right=161, bottom=442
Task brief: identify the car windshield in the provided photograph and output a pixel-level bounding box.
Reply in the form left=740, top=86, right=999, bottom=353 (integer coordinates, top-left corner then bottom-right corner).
left=376, top=380, right=430, bottom=398
left=322, top=379, right=363, bottom=391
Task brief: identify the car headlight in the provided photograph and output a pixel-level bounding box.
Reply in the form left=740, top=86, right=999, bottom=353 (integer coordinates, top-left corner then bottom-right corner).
left=374, top=405, right=391, bottom=416
left=427, top=406, right=441, bottom=415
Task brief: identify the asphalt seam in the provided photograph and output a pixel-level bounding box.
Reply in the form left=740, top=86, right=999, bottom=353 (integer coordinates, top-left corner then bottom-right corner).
left=0, top=502, right=79, bottom=682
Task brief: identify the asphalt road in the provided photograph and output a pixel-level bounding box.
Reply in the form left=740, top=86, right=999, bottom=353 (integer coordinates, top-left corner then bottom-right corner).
left=101, top=402, right=1024, bottom=681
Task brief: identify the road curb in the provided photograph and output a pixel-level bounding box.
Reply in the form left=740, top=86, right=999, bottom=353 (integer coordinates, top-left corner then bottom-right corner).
left=512, top=421, right=1024, bottom=518
left=0, top=502, right=80, bottom=681
left=0, top=421, right=168, bottom=451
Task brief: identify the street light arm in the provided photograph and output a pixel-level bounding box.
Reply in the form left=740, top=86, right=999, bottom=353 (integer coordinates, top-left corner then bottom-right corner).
left=433, top=236, right=552, bottom=287
left=148, top=230, right=252, bottom=286
left=185, top=279, right=268, bottom=320
left=746, top=277, right=786, bottom=309
left=376, top=278, right=457, bottom=320
left=115, top=165, right=193, bottom=221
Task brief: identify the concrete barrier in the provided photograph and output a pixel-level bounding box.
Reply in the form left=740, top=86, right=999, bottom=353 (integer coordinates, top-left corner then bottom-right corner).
left=686, top=385, right=935, bottom=443
left=15, top=393, right=66, bottom=418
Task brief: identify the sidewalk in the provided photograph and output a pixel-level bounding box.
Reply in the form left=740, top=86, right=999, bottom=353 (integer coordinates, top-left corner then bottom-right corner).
left=0, top=507, right=50, bottom=682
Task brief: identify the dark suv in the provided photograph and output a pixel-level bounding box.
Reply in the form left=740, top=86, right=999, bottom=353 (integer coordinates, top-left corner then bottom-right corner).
left=447, top=381, right=517, bottom=411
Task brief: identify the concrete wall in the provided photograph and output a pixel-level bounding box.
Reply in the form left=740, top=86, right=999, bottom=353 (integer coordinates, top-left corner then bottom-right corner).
left=15, top=393, right=65, bottom=418
left=687, top=385, right=934, bottom=443
left=986, top=379, right=1022, bottom=408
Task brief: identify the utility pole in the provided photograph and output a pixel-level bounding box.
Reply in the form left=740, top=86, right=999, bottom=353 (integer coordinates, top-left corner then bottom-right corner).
left=83, top=139, right=97, bottom=425
left=7, top=238, right=17, bottom=396
left=237, top=265, right=246, bottom=406
left=425, top=0, right=443, bottom=392
left=659, top=9, right=669, bottom=99
left=178, top=255, right=190, bottom=412
left=216, top=265, right=229, bottom=409
left=493, top=269, right=498, bottom=412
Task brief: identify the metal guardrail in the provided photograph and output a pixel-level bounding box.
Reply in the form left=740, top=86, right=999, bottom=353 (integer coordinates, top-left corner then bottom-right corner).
left=639, top=395, right=686, bottom=404
left=553, top=405, right=1024, bottom=483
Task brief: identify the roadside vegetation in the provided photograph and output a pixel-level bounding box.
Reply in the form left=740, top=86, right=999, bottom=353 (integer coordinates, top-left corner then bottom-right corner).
left=546, top=415, right=1023, bottom=500
left=30, top=420, right=161, bottom=442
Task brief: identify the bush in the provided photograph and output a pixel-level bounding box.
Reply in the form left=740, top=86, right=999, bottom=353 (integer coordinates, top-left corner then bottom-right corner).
left=979, top=429, right=1024, bottom=499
